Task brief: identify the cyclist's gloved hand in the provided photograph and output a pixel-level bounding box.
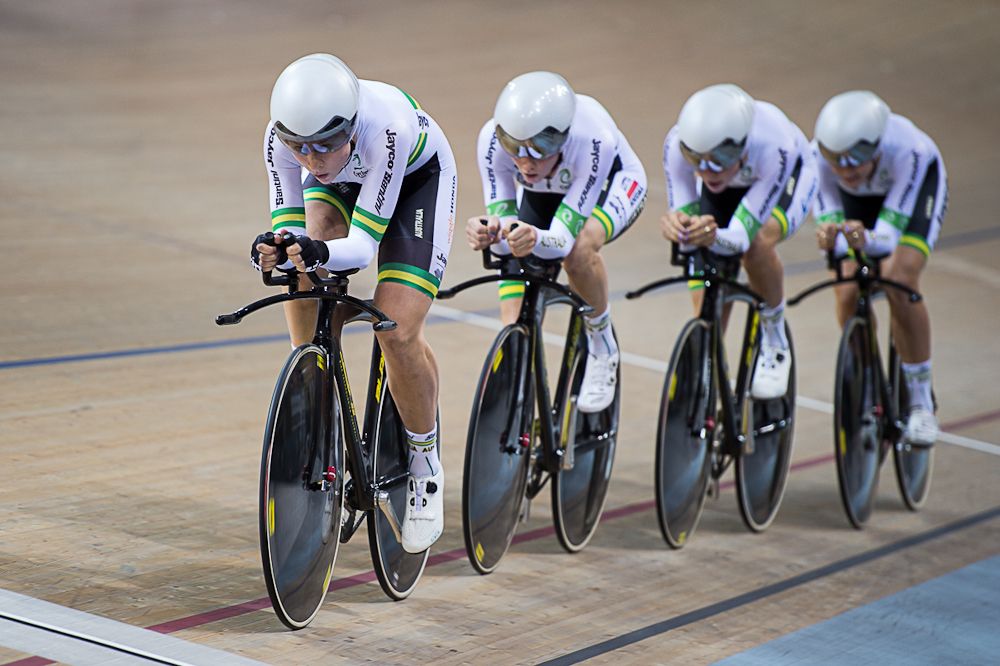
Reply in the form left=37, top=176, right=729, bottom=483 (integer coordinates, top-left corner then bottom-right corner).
left=250, top=232, right=288, bottom=272
left=286, top=234, right=331, bottom=272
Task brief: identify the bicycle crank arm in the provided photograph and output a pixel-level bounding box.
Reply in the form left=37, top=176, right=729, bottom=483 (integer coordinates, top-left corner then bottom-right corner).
left=375, top=491, right=404, bottom=544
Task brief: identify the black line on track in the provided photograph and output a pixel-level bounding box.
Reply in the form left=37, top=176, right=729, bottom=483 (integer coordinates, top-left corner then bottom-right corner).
left=538, top=505, right=1000, bottom=665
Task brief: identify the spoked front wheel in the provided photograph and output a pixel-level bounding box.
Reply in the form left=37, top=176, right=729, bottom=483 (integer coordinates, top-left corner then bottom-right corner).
left=834, top=317, right=883, bottom=528
left=552, top=329, right=621, bottom=552
left=462, top=325, right=534, bottom=574
left=655, top=319, right=715, bottom=549
left=737, top=323, right=796, bottom=532
left=260, top=344, right=345, bottom=630
left=890, top=343, right=933, bottom=510
left=367, top=388, right=433, bottom=600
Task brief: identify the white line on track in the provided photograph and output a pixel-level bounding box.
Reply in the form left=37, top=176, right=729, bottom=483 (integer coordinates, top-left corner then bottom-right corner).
left=430, top=303, right=1000, bottom=457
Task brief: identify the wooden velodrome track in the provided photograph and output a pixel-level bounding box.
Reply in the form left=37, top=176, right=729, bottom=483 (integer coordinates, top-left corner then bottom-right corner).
left=2, top=1, right=999, bottom=664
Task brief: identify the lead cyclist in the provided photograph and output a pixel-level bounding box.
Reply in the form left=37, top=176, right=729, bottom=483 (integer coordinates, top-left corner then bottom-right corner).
left=251, top=54, right=456, bottom=553
left=660, top=84, right=819, bottom=401
left=465, top=71, right=647, bottom=413
left=812, top=90, right=947, bottom=447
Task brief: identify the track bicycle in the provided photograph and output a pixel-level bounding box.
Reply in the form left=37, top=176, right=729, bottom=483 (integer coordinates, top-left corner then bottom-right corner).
left=216, top=234, right=435, bottom=629
left=436, top=245, right=620, bottom=574
left=789, top=251, right=931, bottom=528
left=626, top=244, right=796, bottom=548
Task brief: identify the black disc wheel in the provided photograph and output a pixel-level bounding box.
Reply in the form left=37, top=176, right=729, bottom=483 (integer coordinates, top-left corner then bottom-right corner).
left=890, top=344, right=933, bottom=510
left=737, top=322, right=796, bottom=532
left=834, top=317, right=884, bottom=528
left=367, top=388, right=432, bottom=600
left=260, top=344, right=345, bottom=630
left=462, top=325, right=534, bottom=574
left=552, top=329, right=620, bottom=553
left=655, top=319, right=715, bottom=549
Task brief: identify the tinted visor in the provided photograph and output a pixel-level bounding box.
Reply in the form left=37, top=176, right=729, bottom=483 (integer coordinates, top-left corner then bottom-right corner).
left=275, top=114, right=356, bottom=154
left=679, top=138, right=746, bottom=173
left=495, top=124, right=569, bottom=159
left=818, top=140, right=879, bottom=168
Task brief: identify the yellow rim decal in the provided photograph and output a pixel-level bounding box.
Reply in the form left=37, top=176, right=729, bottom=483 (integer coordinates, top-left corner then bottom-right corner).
left=678, top=531, right=687, bottom=545
left=268, top=497, right=275, bottom=536
left=492, top=348, right=504, bottom=373
left=316, top=353, right=326, bottom=371
left=669, top=373, right=678, bottom=401
left=475, top=541, right=485, bottom=562
left=322, top=560, right=334, bottom=592
left=839, top=428, right=846, bottom=456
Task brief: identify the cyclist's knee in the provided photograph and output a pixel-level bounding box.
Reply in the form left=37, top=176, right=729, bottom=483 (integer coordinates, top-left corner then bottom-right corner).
left=885, top=246, right=926, bottom=289
left=305, top=201, right=349, bottom=240
left=564, top=222, right=604, bottom=273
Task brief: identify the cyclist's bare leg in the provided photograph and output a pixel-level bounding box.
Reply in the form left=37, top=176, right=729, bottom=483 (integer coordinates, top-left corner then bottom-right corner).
left=883, top=246, right=930, bottom=363
left=373, top=282, right=438, bottom=433
left=832, top=258, right=860, bottom=327
left=283, top=202, right=349, bottom=346
left=742, top=218, right=784, bottom=309
left=563, top=219, right=609, bottom=315
left=500, top=297, right=521, bottom=325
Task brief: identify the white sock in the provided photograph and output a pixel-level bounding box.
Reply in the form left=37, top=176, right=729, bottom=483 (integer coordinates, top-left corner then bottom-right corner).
left=902, top=360, right=934, bottom=413
left=585, top=306, right=618, bottom=357
left=406, top=427, right=439, bottom=478
left=760, top=301, right=789, bottom=350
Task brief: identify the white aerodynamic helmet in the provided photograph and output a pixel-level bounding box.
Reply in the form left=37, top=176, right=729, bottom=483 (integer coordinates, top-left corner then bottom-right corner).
left=815, top=90, right=890, bottom=166
left=677, top=84, right=755, bottom=171
left=493, top=71, right=576, bottom=159
left=270, top=53, right=360, bottom=149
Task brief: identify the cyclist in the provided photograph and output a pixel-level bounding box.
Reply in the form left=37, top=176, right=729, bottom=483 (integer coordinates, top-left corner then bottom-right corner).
left=465, top=71, right=647, bottom=413
left=252, top=54, right=456, bottom=553
left=812, top=90, right=946, bottom=446
left=660, top=84, right=818, bottom=400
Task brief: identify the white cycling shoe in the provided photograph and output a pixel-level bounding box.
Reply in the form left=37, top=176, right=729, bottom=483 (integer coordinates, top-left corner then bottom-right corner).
left=402, top=468, right=443, bottom=553
left=751, top=344, right=792, bottom=400
left=905, top=408, right=939, bottom=447
left=577, top=352, right=619, bottom=413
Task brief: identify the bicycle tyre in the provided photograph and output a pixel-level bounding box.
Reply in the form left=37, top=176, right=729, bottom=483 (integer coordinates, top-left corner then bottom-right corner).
left=834, top=317, right=883, bottom=528
left=737, top=322, right=796, bottom=532
left=655, top=318, right=715, bottom=549
left=890, top=344, right=933, bottom=510
left=552, top=327, right=620, bottom=552
left=367, top=387, right=433, bottom=600
left=462, top=325, right=534, bottom=574
left=260, top=344, right=345, bottom=630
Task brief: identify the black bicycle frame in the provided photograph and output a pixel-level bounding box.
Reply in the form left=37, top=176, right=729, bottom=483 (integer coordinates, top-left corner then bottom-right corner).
left=627, top=245, right=764, bottom=459
left=789, top=252, right=923, bottom=448
left=437, top=251, right=592, bottom=476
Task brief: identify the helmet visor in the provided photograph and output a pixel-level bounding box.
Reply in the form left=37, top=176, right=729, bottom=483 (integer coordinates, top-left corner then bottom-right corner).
left=818, top=140, right=879, bottom=168
left=679, top=139, right=745, bottom=173
left=275, top=114, right=356, bottom=154
left=495, top=124, right=569, bottom=159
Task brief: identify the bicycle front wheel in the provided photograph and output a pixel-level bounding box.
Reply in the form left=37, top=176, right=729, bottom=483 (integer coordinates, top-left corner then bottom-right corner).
left=656, top=318, right=714, bottom=549
left=367, top=388, right=432, bottom=600
left=552, top=327, right=621, bottom=553
left=737, top=322, right=796, bottom=532
left=834, top=317, right=883, bottom=528
left=890, top=344, right=933, bottom=509
left=260, top=344, right=345, bottom=630
left=463, top=325, right=533, bottom=574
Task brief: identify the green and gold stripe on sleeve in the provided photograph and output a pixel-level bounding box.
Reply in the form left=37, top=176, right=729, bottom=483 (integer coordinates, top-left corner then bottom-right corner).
left=487, top=200, right=517, bottom=218
left=271, top=207, right=306, bottom=231
left=677, top=201, right=701, bottom=216
left=592, top=206, right=615, bottom=241
left=304, top=187, right=351, bottom=223
left=399, top=87, right=428, bottom=167
left=816, top=211, right=845, bottom=225
left=735, top=202, right=762, bottom=242
left=878, top=208, right=910, bottom=231
left=351, top=205, right=390, bottom=242
left=377, top=262, right=441, bottom=299
left=555, top=202, right=587, bottom=237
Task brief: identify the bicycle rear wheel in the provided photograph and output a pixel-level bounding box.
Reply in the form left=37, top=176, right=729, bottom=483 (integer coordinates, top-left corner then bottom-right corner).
left=737, top=323, right=796, bottom=532
left=260, top=344, right=344, bottom=629
left=834, top=317, right=883, bottom=528
left=890, top=343, right=933, bottom=510
left=367, top=388, right=433, bottom=600
left=463, top=325, right=533, bottom=574
left=655, top=318, right=714, bottom=549
left=552, top=328, right=620, bottom=553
